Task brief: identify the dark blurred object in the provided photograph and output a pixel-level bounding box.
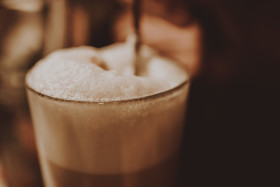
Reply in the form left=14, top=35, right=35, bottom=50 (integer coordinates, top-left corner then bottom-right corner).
left=178, top=0, right=280, bottom=186
left=65, top=0, right=122, bottom=47
left=0, top=0, right=47, bottom=186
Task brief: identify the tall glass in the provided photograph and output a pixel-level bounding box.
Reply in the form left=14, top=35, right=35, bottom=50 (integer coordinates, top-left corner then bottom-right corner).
left=26, top=79, right=189, bottom=187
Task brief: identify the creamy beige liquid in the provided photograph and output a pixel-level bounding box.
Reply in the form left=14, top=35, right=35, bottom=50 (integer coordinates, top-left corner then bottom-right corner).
left=45, top=155, right=178, bottom=187
left=26, top=43, right=189, bottom=187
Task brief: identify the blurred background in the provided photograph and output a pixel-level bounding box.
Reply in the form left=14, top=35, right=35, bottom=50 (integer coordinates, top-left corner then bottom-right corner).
left=0, top=0, right=279, bottom=186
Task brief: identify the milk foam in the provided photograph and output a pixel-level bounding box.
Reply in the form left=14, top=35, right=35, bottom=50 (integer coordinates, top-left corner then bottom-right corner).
left=26, top=43, right=187, bottom=102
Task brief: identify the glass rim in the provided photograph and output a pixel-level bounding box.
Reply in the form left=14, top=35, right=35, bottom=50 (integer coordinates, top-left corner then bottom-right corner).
left=25, top=80, right=189, bottom=104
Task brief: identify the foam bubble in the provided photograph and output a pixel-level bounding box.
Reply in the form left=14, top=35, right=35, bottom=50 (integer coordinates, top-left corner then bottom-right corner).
left=26, top=43, right=188, bottom=102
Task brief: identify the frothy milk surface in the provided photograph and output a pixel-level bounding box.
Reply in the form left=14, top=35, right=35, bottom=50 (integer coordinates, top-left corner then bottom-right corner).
left=26, top=43, right=187, bottom=102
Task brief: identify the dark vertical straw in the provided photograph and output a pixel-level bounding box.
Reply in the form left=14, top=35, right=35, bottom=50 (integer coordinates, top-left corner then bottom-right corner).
left=132, top=0, right=141, bottom=75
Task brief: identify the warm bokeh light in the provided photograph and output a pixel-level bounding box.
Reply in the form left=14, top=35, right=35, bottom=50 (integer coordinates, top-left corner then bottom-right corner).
left=1, top=0, right=44, bottom=12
